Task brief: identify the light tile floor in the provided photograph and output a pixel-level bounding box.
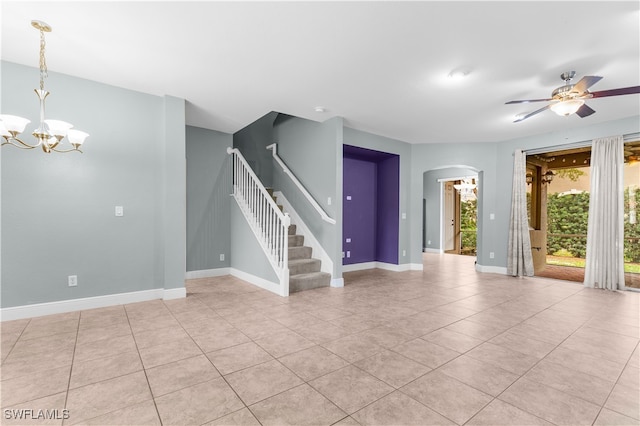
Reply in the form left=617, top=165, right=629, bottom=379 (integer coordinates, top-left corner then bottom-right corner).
left=1, top=253, right=639, bottom=425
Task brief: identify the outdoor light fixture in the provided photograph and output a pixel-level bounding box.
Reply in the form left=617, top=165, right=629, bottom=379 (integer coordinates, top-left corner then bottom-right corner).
left=526, top=172, right=533, bottom=185
left=1, top=20, right=89, bottom=153
left=541, top=170, right=555, bottom=184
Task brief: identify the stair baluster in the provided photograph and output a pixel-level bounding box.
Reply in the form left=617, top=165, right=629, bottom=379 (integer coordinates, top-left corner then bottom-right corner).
left=227, top=147, right=290, bottom=296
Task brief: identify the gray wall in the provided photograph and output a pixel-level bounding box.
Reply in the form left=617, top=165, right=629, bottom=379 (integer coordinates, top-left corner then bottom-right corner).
left=410, top=142, right=498, bottom=267
left=410, top=115, right=640, bottom=270
left=1, top=61, right=186, bottom=307
left=230, top=202, right=279, bottom=284
left=273, top=115, right=343, bottom=278
left=186, top=126, right=232, bottom=272
left=233, top=112, right=278, bottom=188
left=343, top=127, right=412, bottom=265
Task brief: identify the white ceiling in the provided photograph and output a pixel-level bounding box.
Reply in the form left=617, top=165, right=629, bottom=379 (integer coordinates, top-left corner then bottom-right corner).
left=2, top=1, right=639, bottom=144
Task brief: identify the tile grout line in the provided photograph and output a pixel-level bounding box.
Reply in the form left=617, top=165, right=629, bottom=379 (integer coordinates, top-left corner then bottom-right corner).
left=62, top=313, right=80, bottom=426
left=123, top=304, right=164, bottom=426
left=162, top=299, right=263, bottom=426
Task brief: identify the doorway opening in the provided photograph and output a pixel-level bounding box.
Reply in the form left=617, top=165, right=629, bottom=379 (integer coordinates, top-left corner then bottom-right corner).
left=527, top=141, right=640, bottom=288
left=442, top=177, right=477, bottom=256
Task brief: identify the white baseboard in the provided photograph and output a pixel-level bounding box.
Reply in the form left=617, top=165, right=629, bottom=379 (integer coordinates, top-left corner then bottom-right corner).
left=163, top=287, right=187, bottom=300
left=475, top=264, right=508, bottom=274
left=331, top=278, right=344, bottom=288
left=410, top=263, right=424, bottom=271
left=185, top=268, right=230, bottom=279
left=342, top=262, right=377, bottom=272
left=1, top=287, right=186, bottom=322
left=342, top=262, right=422, bottom=273
left=423, top=248, right=443, bottom=254
left=229, top=268, right=284, bottom=297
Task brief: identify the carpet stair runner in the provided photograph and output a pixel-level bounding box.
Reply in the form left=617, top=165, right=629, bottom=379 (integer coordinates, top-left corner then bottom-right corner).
left=267, top=188, right=331, bottom=293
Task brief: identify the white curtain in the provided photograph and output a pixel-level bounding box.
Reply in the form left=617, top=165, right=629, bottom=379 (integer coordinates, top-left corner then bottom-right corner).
left=584, top=135, right=625, bottom=290
left=507, top=149, right=534, bottom=276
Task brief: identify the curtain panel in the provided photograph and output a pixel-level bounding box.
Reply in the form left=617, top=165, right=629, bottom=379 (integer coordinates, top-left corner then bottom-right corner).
left=507, top=149, right=534, bottom=277
left=584, top=135, right=625, bottom=290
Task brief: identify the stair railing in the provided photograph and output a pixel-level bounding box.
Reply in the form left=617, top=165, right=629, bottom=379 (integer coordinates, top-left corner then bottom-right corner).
left=227, top=147, right=290, bottom=296
left=266, top=143, right=336, bottom=225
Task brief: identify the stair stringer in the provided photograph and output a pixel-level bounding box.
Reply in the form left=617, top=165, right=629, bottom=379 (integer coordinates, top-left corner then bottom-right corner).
left=274, top=191, right=336, bottom=284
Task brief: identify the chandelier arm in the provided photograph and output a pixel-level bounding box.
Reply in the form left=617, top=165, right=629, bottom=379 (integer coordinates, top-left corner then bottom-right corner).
left=50, top=146, right=83, bottom=154
left=1, top=136, right=40, bottom=149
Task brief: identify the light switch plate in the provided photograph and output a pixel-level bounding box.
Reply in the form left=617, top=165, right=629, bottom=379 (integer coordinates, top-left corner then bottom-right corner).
left=115, top=206, right=124, bottom=217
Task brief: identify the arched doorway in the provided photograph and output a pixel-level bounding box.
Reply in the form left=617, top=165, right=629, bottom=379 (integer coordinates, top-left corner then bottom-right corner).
left=423, top=167, right=481, bottom=258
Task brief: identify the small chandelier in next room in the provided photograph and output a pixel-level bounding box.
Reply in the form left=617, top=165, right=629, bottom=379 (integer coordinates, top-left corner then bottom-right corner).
left=0, top=20, right=89, bottom=153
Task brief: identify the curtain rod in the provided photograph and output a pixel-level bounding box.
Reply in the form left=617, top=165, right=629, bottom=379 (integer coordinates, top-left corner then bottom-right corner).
left=523, top=132, right=640, bottom=156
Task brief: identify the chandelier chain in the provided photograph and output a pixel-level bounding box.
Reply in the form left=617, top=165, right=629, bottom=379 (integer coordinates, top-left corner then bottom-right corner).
left=39, top=27, right=47, bottom=91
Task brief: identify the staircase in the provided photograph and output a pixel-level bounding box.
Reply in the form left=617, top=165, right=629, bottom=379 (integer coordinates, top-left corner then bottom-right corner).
left=269, top=189, right=331, bottom=293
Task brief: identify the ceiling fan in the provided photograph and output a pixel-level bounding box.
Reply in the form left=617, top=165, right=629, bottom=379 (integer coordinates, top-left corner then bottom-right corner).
left=506, top=71, right=640, bottom=123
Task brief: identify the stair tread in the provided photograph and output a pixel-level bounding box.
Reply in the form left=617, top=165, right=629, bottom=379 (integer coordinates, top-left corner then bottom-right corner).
left=289, top=258, right=320, bottom=265
left=289, top=271, right=331, bottom=293
left=289, top=271, right=331, bottom=279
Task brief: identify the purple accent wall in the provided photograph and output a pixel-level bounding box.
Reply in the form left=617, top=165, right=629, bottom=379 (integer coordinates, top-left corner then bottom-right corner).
left=376, top=156, right=399, bottom=264
left=343, top=145, right=399, bottom=265
left=343, top=158, right=377, bottom=264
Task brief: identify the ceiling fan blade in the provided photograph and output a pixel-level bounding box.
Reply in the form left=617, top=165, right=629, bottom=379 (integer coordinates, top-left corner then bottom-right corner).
left=513, top=104, right=551, bottom=122
left=506, top=98, right=553, bottom=105
left=590, top=86, right=640, bottom=98
left=572, top=76, right=603, bottom=93
left=576, top=104, right=596, bottom=118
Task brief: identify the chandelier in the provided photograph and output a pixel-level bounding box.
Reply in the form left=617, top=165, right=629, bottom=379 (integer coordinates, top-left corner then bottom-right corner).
left=0, top=20, right=89, bottom=153
left=453, top=178, right=477, bottom=200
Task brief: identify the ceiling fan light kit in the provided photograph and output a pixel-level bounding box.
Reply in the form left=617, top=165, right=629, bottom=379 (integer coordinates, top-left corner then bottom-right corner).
left=506, top=70, right=640, bottom=122
left=1, top=20, right=89, bottom=153
left=550, top=99, right=585, bottom=116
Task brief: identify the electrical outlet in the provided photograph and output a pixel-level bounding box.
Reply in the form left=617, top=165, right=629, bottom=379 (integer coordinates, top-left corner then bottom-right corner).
left=490, top=252, right=495, bottom=259
left=115, top=206, right=124, bottom=217
left=219, top=254, right=225, bottom=261
left=346, top=238, right=351, bottom=243
left=327, top=197, right=332, bottom=205
left=346, top=251, right=351, bottom=258
left=68, top=275, right=78, bottom=287
left=428, top=240, right=431, bottom=245
left=402, top=250, right=406, bottom=256
left=402, top=213, right=406, bottom=219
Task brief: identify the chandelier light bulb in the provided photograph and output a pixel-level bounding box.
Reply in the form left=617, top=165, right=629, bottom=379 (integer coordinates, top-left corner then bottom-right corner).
left=67, top=129, right=89, bottom=146
left=0, top=115, right=31, bottom=135
left=0, top=121, right=11, bottom=138
left=44, top=119, right=73, bottom=139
